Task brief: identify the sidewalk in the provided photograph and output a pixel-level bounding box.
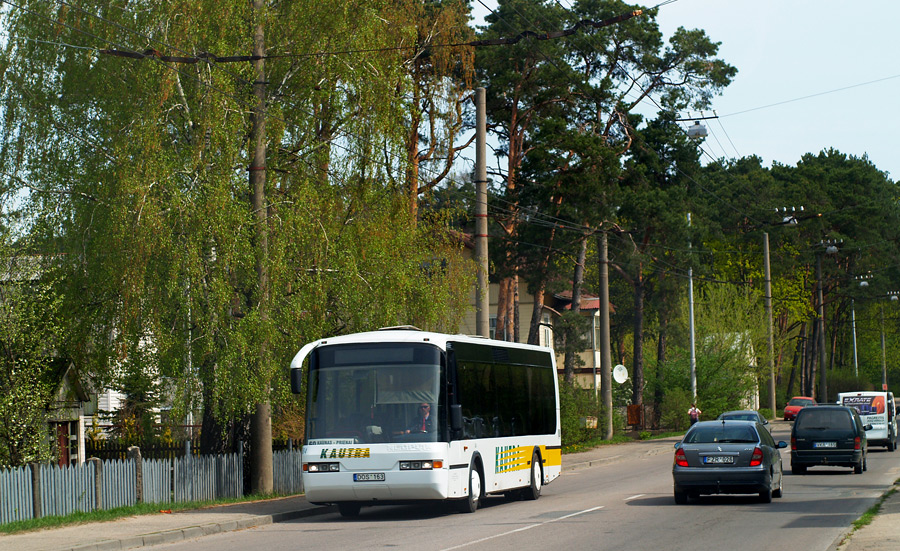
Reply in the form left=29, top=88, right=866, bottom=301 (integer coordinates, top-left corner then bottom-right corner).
left=0, top=436, right=893, bottom=551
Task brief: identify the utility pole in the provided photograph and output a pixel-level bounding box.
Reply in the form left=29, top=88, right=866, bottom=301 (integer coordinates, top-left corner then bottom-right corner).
left=249, top=0, right=273, bottom=495
left=688, top=213, right=697, bottom=400
left=881, top=305, right=888, bottom=390
left=763, top=233, right=776, bottom=418
left=475, top=87, right=490, bottom=338
left=816, top=251, right=827, bottom=404
left=599, top=231, right=613, bottom=440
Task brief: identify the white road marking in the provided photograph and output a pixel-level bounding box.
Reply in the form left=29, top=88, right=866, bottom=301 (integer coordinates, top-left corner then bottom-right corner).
left=440, top=506, right=605, bottom=550
left=624, top=494, right=644, bottom=501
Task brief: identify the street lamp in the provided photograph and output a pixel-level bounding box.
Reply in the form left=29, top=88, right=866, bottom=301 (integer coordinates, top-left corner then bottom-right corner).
left=852, top=274, right=874, bottom=377
left=817, top=239, right=842, bottom=403
left=885, top=292, right=900, bottom=391
left=763, top=207, right=806, bottom=416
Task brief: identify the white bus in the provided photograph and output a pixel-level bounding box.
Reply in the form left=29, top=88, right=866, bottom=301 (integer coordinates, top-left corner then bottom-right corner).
left=837, top=391, right=897, bottom=451
left=289, top=327, right=562, bottom=517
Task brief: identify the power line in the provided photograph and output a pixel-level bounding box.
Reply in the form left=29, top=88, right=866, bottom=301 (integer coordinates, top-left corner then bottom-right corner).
left=721, top=73, right=900, bottom=118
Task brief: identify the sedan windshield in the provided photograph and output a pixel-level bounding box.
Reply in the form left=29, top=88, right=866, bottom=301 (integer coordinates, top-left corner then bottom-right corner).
left=684, top=425, right=758, bottom=444
left=788, top=398, right=813, bottom=406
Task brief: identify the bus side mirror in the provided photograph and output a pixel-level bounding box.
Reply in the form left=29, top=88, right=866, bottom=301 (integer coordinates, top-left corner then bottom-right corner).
left=451, top=404, right=463, bottom=431
left=291, top=368, right=303, bottom=394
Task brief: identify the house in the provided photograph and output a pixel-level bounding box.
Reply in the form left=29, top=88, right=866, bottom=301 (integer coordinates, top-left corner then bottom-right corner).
left=1, top=255, right=109, bottom=466
left=46, top=360, right=98, bottom=466
left=454, top=234, right=615, bottom=389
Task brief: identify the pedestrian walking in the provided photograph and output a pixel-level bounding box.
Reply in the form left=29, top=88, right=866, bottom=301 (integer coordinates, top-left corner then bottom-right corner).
left=688, top=403, right=702, bottom=426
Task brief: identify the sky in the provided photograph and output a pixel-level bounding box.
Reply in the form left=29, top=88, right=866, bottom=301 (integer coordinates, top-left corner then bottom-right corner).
left=472, top=0, right=900, bottom=180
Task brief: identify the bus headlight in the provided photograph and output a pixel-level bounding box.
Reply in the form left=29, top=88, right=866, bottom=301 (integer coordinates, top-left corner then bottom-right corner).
left=399, top=460, right=442, bottom=470
left=305, top=462, right=340, bottom=472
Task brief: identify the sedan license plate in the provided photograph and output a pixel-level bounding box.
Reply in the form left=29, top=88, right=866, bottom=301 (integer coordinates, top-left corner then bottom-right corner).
left=703, top=455, right=734, bottom=464
left=814, top=441, right=837, bottom=448
left=353, top=473, right=385, bottom=482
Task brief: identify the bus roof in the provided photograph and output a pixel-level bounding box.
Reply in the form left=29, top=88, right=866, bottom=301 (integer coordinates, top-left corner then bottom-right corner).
left=289, top=328, right=554, bottom=370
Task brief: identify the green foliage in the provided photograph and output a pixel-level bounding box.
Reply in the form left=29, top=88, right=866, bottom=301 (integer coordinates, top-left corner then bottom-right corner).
left=0, top=251, right=63, bottom=466
left=659, top=387, right=691, bottom=431
left=758, top=408, right=773, bottom=420
left=558, top=378, right=601, bottom=447
left=0, top=0, right=474, bottom=436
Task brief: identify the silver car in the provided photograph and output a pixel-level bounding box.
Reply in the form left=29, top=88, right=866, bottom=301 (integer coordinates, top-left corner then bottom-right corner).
left=717, top=410, right=771, bottom=432
left=673, top=420, right=787, bottom=504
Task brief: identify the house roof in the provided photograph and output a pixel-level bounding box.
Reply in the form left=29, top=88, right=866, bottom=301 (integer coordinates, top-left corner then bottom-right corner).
left=554, top=290, right=615, bottom=314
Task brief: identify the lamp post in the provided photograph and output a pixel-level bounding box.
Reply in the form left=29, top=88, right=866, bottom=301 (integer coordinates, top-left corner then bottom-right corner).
left=886, top=292, right=900, bottom=390
left=852, top=274, right=874, bottom=377
left=763, top=207, right=805, bottom=415
left=763, top=233, right=775, bottom=417
left=817, top=239, right=841, bottom=403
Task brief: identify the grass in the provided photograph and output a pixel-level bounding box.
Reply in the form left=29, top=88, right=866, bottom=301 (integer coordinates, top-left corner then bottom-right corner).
left=837, top=479, right=899, bottom=548
left=852, top=485, right=896, bottom=530
left=0, top=493, right=283, bottom=535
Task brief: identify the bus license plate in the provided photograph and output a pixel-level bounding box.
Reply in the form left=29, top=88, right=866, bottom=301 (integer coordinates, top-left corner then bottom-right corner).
left=814, top=441, right=837, bottom=448
left=354, top=473, right=385, bottom=482
left=704, top=456, right=734, bottom=464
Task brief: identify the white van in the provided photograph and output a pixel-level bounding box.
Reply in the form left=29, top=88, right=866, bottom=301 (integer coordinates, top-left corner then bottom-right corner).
left=837, top=391, right=897, bottom=451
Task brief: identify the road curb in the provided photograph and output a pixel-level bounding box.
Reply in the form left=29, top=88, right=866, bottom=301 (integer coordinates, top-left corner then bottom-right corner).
left=65, top=504, right=337, bottom=551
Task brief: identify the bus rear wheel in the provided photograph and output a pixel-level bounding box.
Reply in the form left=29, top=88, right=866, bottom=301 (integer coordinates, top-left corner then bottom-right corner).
left=523, top=451, right=542, bottom=501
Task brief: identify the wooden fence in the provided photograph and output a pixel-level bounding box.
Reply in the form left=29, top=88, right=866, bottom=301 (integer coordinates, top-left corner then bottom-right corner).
left=0, top=443, right=301, bottom=525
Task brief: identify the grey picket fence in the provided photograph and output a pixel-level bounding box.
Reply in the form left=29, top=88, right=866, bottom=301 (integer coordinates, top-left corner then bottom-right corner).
left=39, top=462, right=96, bottom=517
left=0, top=464, right=33, bottom=523
left=273, top=448, right=303, bottom=494
left=0, top=445, right=303, bottom=525
left=173, top=452, right=243, bottom=502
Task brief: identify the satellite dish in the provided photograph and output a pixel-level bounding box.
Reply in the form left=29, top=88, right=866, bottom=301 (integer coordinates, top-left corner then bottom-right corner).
left=613, top=364, right=628, bottom=384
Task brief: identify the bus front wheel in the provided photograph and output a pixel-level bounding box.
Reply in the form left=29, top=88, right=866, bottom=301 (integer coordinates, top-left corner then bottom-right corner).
left=460, top=464, right=483, bottom=513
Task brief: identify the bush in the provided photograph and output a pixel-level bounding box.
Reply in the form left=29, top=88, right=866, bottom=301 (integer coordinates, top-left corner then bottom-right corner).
left=758, top=408, right=773, bottom=420
left=559, top=378, right=601, bottom=447
left=659, top=388, right=692, bottom=431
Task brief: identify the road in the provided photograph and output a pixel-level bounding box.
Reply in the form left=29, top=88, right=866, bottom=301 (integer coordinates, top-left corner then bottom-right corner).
left=151, top=421, right=900, bottom=551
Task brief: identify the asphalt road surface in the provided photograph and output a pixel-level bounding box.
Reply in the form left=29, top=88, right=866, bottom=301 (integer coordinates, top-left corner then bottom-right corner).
left=149, top=421, right=900, bottom=551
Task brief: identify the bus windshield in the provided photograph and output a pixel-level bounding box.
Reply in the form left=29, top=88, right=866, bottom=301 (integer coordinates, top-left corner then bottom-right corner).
left=306, top=343, right=444, bottom=444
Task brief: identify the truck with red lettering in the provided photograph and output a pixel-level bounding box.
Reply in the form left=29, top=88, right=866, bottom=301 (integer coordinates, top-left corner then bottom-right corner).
left=837, top=391, right=897, bottom=451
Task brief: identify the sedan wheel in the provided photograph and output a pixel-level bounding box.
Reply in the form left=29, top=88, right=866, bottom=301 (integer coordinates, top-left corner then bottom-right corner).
left=674, top=488, right=688, bottom=505
left=772, top=474, right=783, bottom=498
left=759, top=486, right=772, bottom=503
